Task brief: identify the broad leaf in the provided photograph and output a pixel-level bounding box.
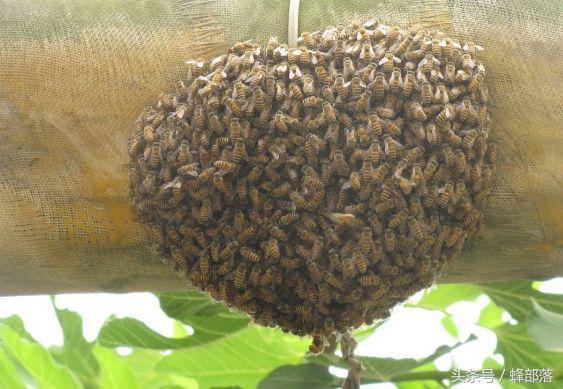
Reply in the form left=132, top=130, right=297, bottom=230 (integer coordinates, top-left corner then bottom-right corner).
left=361, top=339, right=475, bottom=382
left=309, top=336, right=476, bottom=382
left=479, top=281, right=563, bottom=322
left=156, top=325, right=308, bottom=389
left=51, top=299, right=100, bottom=387
left=396, top=381, right=443, bottom=389
left=121, top=350, right=197, bottom=389
left=0, top=325, right=82, bottom=389
left=412, top=284, right=482, bottom=311
left=99, top=316, right=209, bottom=349
left=528, top=300, right=563, bottom=352
left=258, top=364, right=337, bottom=389
left=0, top=315, right=35, bottom=342
left=494, top=323, right=563, bottom=378
left=478, top=301, right=506, bottom=329
left=94, top=347, right=138, bottom=389
left=441, top=315, right=458, bottom=338
left=0, top=348, right=26, bottom=389
left=153, top=292, right=250, bottom=348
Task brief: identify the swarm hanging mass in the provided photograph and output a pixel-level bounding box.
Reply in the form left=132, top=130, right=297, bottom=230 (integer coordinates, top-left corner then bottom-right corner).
left=129, top=20, right=495, bottom=351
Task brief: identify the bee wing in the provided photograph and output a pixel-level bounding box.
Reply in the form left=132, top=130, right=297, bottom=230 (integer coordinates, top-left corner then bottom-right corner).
left=377, top=24, right=389, bottom=34
left=294, top=49, right=301, bottom=56
left=476, top=45, right=484, bottom=51
left=364, top=19, right=378, bottom=29
left=356, top=31, right=362, bottom=41
left=378, top=56, right=389, bottom=65
left=253, top=47, right=261, bottom=56
left=249, top=54, right=255, bottom=64
left=453, top=41, right=462, bottom=49
left=197, top=61, right=204, bottom=68
left=463, top=43, right=470, bottom=51
left=384, top=80, right=390, bottom=90
left=433, top=57, right=441, bottom=65
left=417, top=57, right=428, bottom=67
left=176, top=107, right=186, bottom=119
left=439, top=39, right=447, bottom=47
left=311, top=54, right=318, bottom=65
left=393, top=56, right=402, bottom=63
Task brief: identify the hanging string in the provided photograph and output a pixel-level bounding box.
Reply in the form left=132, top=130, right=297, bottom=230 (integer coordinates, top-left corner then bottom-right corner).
left=288, top=0, right=300, bottom=47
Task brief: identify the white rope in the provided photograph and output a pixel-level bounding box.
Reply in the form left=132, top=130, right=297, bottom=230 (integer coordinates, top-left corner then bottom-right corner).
left=288, top=0, right=300, bottom=47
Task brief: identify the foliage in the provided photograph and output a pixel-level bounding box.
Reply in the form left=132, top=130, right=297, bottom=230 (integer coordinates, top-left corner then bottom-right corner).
left=0, top=279, right=561, bottom=388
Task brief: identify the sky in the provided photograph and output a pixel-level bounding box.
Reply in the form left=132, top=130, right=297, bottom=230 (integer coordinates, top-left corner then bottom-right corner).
left=0, top=277, right=561, bottom=388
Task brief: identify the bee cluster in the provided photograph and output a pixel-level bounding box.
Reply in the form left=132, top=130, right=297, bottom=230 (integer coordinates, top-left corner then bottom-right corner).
left=129, top=20, right=495, bottom=352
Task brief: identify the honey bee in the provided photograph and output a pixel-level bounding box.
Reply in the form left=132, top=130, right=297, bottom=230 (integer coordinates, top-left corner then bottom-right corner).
left=383, top=134, right=398, bottom=160
left=315, top=66, right=330, bottom=84
left=355, top=90, right=372, bottom=113
left=332, top=150, right=350, bottom=176
left=379, top=52, right=401, bottom=73
left=419, top=81, right=433, bottom=106
left=384, top=229, right=396, bottom=252
left=467, top=73, right=484, bottom=95
left=233, top=263, right=247, bottom=288
left=309, top=336, right=325, bottom=354
left=436, top=104, right=455, bottom=126
left=388, top=68, right=403, bottom=95
left=368, top=113, right=383, bottom=137
left=486, top=143, right=497, bottom=165
left=370, top=72, right=389, bottom=100
left=301, top=31, right=316, bottom=49
left=433, top=84, right=449, bottom=104
left=438, top=183, right=454, bottom=207
left=443, top=62, right=456, bottom=84
left=446, top=225, right=463, bottom=247
left=410, top=102, right=428, bottom=121
left=418, top=53, right=440, bottom=74
left=408, top=217, right=424, bottom=241
left=359, top=43, right=376, bottom=61
left=394, top=34, right=413, bottom=57
left=267, top=239, right=281, bottom=260
left=388, top=209, right=408, bottom=228
left=402, top=71, right=417, bottom=98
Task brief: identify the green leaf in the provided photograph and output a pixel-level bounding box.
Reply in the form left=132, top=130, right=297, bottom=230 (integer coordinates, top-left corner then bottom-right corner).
left=99, top=291, right=250, bottom=350
left=156, top=325, right=308, bottom=389
left=412, top=284, right=482, bottom=311
left=0, top=348, right=26, bottom=389
left=121, top=350, right=198, bottom=389
left=494, top=323, right=563, bottom=375
left=479, top=281, right=563, bottom=322
left=396, top=381, right=444, bottom=389
left=441, top=315, right=458, bottom=338
left=93, top=347, right=138, bottom=389
left=51, top=299, right=100, bottom=388
left=0, top=315, right=35, bottom=342
left=0, top=325, right=82, bottom=389
left=361, top=340, right=472, bottom=382
left=257, top=364, right=337, bottom=389
left=98, top=317, right=200, bottom=349
left=478, top=300, right=506, bottom=329
left=310, top=336, right=476, bottom=382
left=528, top=300, right=563, bottom=352
left=172, top=321, right=189, bottom=338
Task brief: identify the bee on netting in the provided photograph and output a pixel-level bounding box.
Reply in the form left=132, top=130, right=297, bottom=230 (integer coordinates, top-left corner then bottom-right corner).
left=468, top=73, right=484, bottom=95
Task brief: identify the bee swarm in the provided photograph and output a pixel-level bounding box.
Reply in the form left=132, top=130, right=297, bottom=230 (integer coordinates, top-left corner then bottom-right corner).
left=129, top=20, right=495, bottom=352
